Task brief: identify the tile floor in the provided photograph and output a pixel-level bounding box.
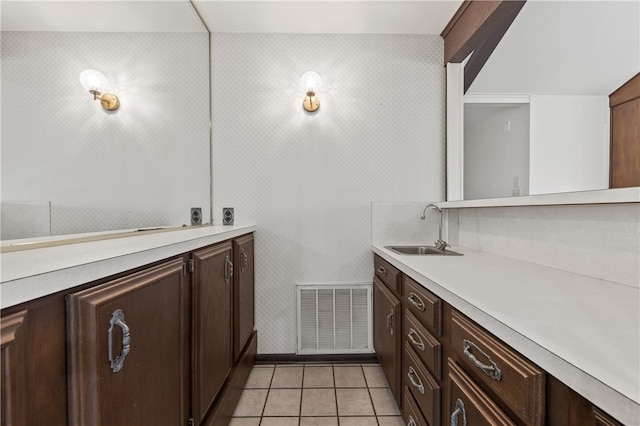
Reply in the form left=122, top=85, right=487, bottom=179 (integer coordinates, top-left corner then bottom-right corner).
left=231, top=363, right=403, bottom=426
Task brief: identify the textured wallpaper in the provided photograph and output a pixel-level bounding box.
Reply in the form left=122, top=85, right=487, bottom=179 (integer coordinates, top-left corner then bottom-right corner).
left=211, top=33, right=446, bottom=353
left=1, top=32, right=211, bottom=235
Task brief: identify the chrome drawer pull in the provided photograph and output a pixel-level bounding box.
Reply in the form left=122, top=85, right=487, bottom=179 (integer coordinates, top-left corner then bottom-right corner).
left=377, top=266, right=387, bottom=277
left=407, top=366, right=425, bottom=395
left=407, top=415, right=417, bottom=426
left=463, top=339, right=502, bottom=381
left=407, top=328, right=425, bottom=351
left=450, top=398, right=467, bottom=426
left=386, top=310, right=394, bottom=336
left=108, top=309, right=130, bottom=373
left=225, top=255, right=234, bottom=285
left=408, top=292, right=426, bottom=311
left=240, top=249, right=248, bottom=272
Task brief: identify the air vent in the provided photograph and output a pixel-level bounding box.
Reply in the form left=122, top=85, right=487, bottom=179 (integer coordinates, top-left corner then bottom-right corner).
left=296, top=284, right=373, bottom=355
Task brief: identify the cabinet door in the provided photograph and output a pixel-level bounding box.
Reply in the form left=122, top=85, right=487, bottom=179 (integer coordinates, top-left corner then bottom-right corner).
left=234, top=234, right=254, bottom=361
left=67, top=258, right=189, bottom=426
left=192, top=241, right=233, bottom=424
left=1, top=310, right=28, bottom=426
left=373, top=277, right=401, bottom=405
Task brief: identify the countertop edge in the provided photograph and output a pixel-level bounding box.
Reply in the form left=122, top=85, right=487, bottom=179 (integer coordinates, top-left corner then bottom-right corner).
left=371, top=245, right=640, bottom=426
left=1, top=225, right=256, bottom=309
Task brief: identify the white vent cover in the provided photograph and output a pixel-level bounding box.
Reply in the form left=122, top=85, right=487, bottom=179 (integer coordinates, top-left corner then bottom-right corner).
left=296, top=283, right=373, bottom=355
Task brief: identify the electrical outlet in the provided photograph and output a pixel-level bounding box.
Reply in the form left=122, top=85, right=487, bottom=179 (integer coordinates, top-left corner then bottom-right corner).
left=190, top=208, right=202, bottom=225
left=511, top=188, right=521, bottom=196
left=222, top=207, right=234, bottom=226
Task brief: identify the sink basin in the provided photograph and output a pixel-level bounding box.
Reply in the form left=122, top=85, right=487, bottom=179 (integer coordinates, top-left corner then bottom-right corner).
left=384, top=245, right=463, bottom=256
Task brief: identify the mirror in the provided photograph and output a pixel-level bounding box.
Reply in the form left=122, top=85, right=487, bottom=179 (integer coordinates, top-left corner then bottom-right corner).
left=460, top=0, right=639, bottom=201
left=0, top=1, right=211, bottom=240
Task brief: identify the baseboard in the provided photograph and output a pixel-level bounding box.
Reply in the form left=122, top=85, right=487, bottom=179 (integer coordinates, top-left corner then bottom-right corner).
left=255, top=352, right=379, bottom=365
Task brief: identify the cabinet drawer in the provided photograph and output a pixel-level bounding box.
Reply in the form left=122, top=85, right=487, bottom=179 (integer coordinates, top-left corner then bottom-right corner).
left=451, top=310, right=545, bottom=426
left=404, top=310, right=441, bottom=380
left=404, top=342, right=440, bottom=426
left=448, top=359, right=516, bottom=426
left=403, top=387, right=429, bottom=426
left=374, top=255, right=401, bottom=296
left=403, top=276, right=441, bottom=337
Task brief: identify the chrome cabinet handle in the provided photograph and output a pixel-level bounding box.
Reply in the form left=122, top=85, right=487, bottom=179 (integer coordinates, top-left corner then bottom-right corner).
left=386, top=310, right=394, bottom=336
left=225, top=255, right=234, bottom=285
left=377, top=266, right=387, bottom=277
left=407, top=366, right=425, bottom=395
left=463, top=339, right=502, bottom=381
left=407, top=415, right=417, bottom=426
left=450, top=398, right=467, bottom=426
left=407, top=328, right=425, bottom=351
left=108, top=309, right=130, bottom=373
left=408, top=292, right=426, bottom=311
left=240, top=250, right=248, bottom=272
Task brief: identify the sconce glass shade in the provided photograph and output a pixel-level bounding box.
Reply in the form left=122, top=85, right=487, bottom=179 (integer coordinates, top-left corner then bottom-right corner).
left=301, top=71, right=321, bottom=93
left=79, top=69, right=120, bottom=111
left=79, top=69, right=108, bottom=92
left=301, top=71, right=321, bottom=112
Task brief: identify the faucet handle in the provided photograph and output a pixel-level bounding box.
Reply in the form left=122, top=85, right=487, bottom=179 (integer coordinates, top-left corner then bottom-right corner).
left=435, top=239, right=450, bottom=251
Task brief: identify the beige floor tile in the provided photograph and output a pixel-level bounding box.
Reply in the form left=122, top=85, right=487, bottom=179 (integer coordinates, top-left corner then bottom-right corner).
left=377, top=416, right=405, bottom=425
left=263, top=389, right=302, bottom=417
left=260, top=417, right=299, bottom=425
left=335, top=388, right=374, bottom=416
left=333, top=366, right=366, bottom=388
left=299, top=417, right=339, bottom=426
left=339, top=416, right=378, bottom=425
left=254, top=364, right=275, bottom=368
left=303, top=366, right=334, bottom=388
left=271, top=366, right=304, bottom=388
left=245, top=367, right=275, bottom=389
left=229, top=418, right=261, bottom=426
left=301, top=388, right=337, bottom=416
left=369, top=388, right=401, bottom=415
left=362, top=365, right=389, bottom=388
left=233, top=389, right=268, bottom=417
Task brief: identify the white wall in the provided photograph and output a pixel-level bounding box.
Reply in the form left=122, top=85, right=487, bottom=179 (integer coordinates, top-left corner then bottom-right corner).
left=464, top=103, right=530, bottom=199
left=1, top=32, right=211, bottom=235
left=457, top=204, right=640, bottom=288
left=529, top=95, right=609, bottom=195
left=211, top=33, right=446, bottom=354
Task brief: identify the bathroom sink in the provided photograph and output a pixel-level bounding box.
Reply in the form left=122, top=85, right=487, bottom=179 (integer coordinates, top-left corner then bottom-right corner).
left=384, top=245, right=463, bottom=256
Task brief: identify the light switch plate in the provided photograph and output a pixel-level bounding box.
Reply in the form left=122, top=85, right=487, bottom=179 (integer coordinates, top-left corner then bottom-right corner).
left=190, top=208, right=202, bottom=225
left=222, top=207, right=234, bottom=225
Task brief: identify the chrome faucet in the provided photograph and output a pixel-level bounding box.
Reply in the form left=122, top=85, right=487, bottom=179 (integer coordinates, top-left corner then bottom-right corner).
left=420, top=203, right=450, bottom=251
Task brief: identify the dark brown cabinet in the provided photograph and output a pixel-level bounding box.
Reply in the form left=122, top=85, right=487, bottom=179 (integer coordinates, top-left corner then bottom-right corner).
left=234, top=234, right=255, bottom=361
left=373, top=276, right=401, bottom=405
left=1, top=310, right=28, bottom=426
left=191, top=241, right=234, bottom=424
left=67, top=257, right=190, bottom=426
left=1, top=232, right=256, bottom=426
left=371, top=253, right=624, bottom=426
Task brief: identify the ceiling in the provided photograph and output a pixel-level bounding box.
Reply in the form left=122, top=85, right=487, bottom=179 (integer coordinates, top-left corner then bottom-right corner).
left=1, top=1, right=462, bottom=35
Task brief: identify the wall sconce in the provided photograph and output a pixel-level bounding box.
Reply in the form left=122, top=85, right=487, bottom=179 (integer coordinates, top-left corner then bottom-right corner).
left=79, top=69, right=120, bottom=111
left=301, top=71, right=321, bottom=113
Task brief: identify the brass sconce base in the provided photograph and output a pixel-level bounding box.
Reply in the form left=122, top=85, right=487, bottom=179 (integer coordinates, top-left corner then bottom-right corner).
left=100, top=93, right=120, bottom=111
left=303, top=92, right=320, bottom=112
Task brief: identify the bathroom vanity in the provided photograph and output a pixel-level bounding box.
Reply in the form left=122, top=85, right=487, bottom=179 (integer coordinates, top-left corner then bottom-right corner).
left=372, top=245, right=639, bottom=426
left=1, top=225, right=256, bottom=426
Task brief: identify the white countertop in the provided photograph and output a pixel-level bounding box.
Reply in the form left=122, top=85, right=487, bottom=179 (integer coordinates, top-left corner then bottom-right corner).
left=1, top=225, right=256, bottom=309
left=372, top=244, right=640, bottom=426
